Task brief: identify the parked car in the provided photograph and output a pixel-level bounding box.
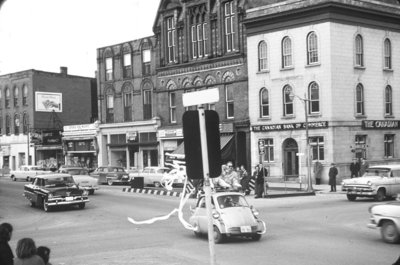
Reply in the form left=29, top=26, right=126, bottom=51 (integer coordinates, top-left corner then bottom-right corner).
left=23, top=173, right=89, bottom=212
left=126, top=167, right=140, bottom=181
left=90, top=166, right=130, bottom=186
left=59, top=167, right=99, bottom=195
left=189, top=192, right=266, bottom=243
left=135, top=166, right=170, bottom=187
left=10, top=165, right=49, bottom=182
left=342, top=165, right=400, bottom=201
left=367, top=199, right=400, bottom=243
left=161, top=165, right=186, bottom=188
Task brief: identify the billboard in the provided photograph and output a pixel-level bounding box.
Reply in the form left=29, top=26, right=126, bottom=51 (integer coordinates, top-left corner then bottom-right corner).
left=35, top=92, right=62, bottom=112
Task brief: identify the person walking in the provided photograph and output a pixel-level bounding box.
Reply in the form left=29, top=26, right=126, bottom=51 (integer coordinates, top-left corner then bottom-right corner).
left=314, top=161, right=323, bottom=185
left=328, top=163, right=338, bottom=192
left=0, top=222, right=14, bottom=265
left=14, top=238, right=45, bottom=265
left=255, top=164, right=268, bottom=198
left=239, top=165, right=250, bottom=195
left=349, top=159, right=360, bottom=178
left=359, top=158, right=369, bottom=177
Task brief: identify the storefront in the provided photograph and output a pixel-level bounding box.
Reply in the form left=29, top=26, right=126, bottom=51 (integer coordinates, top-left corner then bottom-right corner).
left=34, top=129, right=64, bottom=169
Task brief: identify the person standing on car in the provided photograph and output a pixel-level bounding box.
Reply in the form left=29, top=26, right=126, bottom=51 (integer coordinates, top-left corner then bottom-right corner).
left=255, top=164, right=268, bottom=198
left=328, top=163, right=338, bottom=192
left=0, top=222, right=14, bottom=265
left=222, top=161, right=242, bottom=191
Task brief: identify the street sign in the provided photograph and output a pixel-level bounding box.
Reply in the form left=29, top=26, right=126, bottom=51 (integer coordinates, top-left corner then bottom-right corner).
left=182, top=87, right=219, bottom=107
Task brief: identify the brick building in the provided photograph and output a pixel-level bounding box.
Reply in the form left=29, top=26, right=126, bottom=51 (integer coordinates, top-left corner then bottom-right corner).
left=0, top=67, right=96, bottom=170
left=245, top=0, right=400, bottom=183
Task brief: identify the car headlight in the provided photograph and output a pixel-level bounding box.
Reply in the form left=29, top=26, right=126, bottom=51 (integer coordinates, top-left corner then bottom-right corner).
left=341, top=181, right=344, bottom=186
left=212, top=212, right=220, bottom=219
left=48, top=193, right=53, bottom=199
left=367, top=181, right=372, bottom=186
left=82, top=190, right=89, bottom=196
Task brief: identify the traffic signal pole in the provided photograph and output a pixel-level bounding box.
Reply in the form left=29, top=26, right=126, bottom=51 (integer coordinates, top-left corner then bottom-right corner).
left=198, top=109, right=217, bottom=265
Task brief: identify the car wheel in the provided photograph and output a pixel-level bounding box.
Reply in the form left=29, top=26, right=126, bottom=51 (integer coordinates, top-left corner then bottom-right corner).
left=107, top=180, right=113, bottom=186
left=375, top=189, right=386, bottom=202
left=251, top=233, right=262, bottom=241
left=154, top=182, right=161, bottom=188
left=381, top=220, right=400, bottom=243
left=346, top=194, right=357, bottom=201
left=78, top=203, right=86, bottom=209
left=213, top=226, right=225, bottom=244
left=43, top=198, right=51, bottom=212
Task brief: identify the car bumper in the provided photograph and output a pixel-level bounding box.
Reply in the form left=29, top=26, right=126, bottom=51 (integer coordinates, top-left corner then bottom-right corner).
left=342, top=186, right=375, bottom=196
left=80, top=186, right=99, bottom=191
left=47, top=197, right=89, bottom=207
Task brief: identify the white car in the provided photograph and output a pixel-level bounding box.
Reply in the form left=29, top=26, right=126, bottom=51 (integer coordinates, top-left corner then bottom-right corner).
left=136, top=166, right=170, bottom=187
left=368, top=199, right=400, bottom=243
left=161, top=165, right=186, bottom=188
left=342, top=165, right=400, bottom=201
left=10, top=165, right=49, bottom=182
left=59, top=167, right=99, bottom=195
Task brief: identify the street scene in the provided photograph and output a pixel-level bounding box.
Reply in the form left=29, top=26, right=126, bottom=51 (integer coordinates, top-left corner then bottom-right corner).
left=1, top=0, right=400, bottom=264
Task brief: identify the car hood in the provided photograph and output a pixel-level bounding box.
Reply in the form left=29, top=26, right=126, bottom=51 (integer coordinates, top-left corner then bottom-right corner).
left=72, top=175, right=97, bottom=185
left=219, top=207, right=258, bottom=227
left=343, top=176, right=383, bottom=185
left=370, top=202, right=400, bottom=217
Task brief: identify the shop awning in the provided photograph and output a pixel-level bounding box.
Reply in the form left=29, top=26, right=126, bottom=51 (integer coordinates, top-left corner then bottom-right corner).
left=35, top=145, right=63, bottom=151
left=63, top=136, right=96, bottom=141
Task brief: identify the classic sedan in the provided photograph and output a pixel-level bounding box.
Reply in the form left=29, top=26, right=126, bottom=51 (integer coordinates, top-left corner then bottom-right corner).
left=136, top=166, right=170, bottom=187
left=59, top=167, right=99, bottom=195
left=10, top=165, right=49, bottom=182
left=90, top=166, right=130, bottom=186
left=368, top=199, right=400, bottom=243
left=342, top=165, right=400, bottom=201
left=23, top=173, right=89, bottom=212
left=189, top=192, right=266, bottom=243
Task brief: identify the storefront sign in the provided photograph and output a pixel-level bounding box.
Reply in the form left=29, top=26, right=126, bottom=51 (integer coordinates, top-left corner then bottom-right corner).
left=252, top=121, right=329, bottom=132
left=158, top=129, right=183, bottom=138
left=127, top=132, right=138, bottom=142
left=42, top=130, right=62, bottom=145
left=362, top=120, right=400, bottom=130
left=64, top=123, right=98, bottom=132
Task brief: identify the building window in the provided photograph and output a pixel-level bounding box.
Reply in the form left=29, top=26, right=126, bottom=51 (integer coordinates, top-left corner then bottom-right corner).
left=22, top=112, right=28, bottom=134
left=307, top=31, right=318, bottom=64
left=169, top=90, right=176, bottom=123
left=106, top=93, right=114, bottom=123
left=0, top=116, right=3, bottom=135
left=260, top=138, right=274, bottom=162
left=308, top=82, right=320, bottom=114
left=142, top=42, right=151, bottom=76
left=258, top=41, right=268, bottom=71
left=122, top=51, right=132, bottom=78
left=355, top=34, right=364, bottom=67
left=384, top=38, right=392, bottom=70
left=14, top=113, right=19, bottom=135
left=384, top=134, right=394, bottom=158
left=224, top=1, right=235, bottom=52
left=283, top=85, right=293, bottom=116
left=355, top=135, right=367, bottom=159
left=260, top=88, right=269, bottom=118
left=385, top=85, right=392, bottom=116
left=123, top=91, right=133, bottom=122
left=225, top=84, right=234, bottom=119
left=282, top=36, right=292, bottom=68
left=310, top=136, right=324, bottom=161
left=143, top=83, right=152, bottom=120
left=0, top=89, right=2, bottom=109
left=5, top=114, right=10, bottom=135
left=166, top=17, right=176, bottom=63
left=5, top=87, right=10, bottom=108
left=23, top=85, right=28, bottom=106
left=13, top=86, right=18, bottom=107
left=105, top=57, right=113, bottom=81
left=356, top=83, right=364, bottom=115
left=190, top=11, right=208, bottom=59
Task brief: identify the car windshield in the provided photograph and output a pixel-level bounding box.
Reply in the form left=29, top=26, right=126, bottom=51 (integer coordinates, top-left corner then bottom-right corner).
left=44, top=176, right=76, bottom=187
left=364, top=168, right=390, bottom=178
left=67, top=169, right=88, bottom=175
left=112, top=168, right=125, bottom=172
left=217, top=195, right=249, bottom=208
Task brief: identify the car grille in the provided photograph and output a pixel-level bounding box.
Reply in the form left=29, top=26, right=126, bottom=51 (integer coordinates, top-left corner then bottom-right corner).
left=53, top=190, right=82, bottom=197
left=228, top=226, right=258, bottom=234
left=343, top=186, right=373, bottom=192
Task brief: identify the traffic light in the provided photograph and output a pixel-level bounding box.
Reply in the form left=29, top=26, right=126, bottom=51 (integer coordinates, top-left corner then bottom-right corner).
left=182, top=110, right=222, bottom=179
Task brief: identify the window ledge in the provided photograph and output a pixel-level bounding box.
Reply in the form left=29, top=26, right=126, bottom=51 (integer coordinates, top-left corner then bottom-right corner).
left=258, top=117, right=271, bottom=121
left=384, top=115, right=395, bottom=119
left=355, top=115, right=367, bottom=119
left=281, top=115, right=295, bottom=120
left=280, top=67, right=294, bottom=71
left=383, top=68, right=393, bottom=73
left=257, top=70, right=270, bottom=74
left=354, top=66, right=365, bottom=70
left=305, top=63, right=321, bottom=68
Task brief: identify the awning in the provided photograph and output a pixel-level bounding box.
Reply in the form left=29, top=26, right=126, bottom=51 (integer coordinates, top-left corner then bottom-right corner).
left=63, top=136, right=96, bottom=141
left=35, top=145, right=63, bottom=151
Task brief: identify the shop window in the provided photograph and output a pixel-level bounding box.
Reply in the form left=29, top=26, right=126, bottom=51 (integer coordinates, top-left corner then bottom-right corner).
left=355, top=135, right=367, bottom=159
left=260, top=138, right=274, bottom=162
left=310, top=136, right=324, bottom=161
left=384, top=134, right=394, bottom=158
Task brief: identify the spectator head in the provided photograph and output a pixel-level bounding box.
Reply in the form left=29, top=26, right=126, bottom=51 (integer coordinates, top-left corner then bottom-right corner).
left=0, top=222, right=12, bottom=242
left=37, top=246, right=51, bottom=264
left=15, top=238, right=37, bottom=259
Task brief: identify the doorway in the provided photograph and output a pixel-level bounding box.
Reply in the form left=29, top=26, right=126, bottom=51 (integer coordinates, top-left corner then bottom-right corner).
left=282, top=138, right=299, bottom=179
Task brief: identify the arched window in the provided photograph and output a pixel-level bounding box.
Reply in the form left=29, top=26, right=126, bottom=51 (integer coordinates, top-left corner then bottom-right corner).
left=385, top=85, right=392, bottom=116
left=0, top=88, right=3, bottom=109
left=384, top=38, right=392, bottom=69
left=308, top=82, right=320, bottom=113
left=5, top=114, right=11, bottom=135
left=122, top=44, right=132, bottom=78
left=122, top=83, right=133, bottom=122
left=282, top=37, right=292, bottom=68
left=23, top=85, right=28, bottom=106
left=142, top=82, right=152, bottom=120
left=105, top=89, right=114, bottom=123
left=104, top=49, right=113, bottom=81
left=283, top=85, right=293, bottom=116
left=5, top=87, right=10, bottom=108
left=260, top=88, right=269, bottom=117
left=168, top=83, right=177, bottom=123
left=355, top=35, right=364, bottom=67
left=225, top=76, right=234, bottom=119
left=307, top=32, right=318, bottom=64
left=13, top=86, right=19, bottom=107
left=356, top=83, right=364, bottom=115
left=22, top=112, right=29, bottom=134
left=141, top=41, right=151, bottom=75
left=190, top=7, right=208, bottom=59
left=258, top=41, right=268, bottom=71
left=14, top=113, right=19, bottom=135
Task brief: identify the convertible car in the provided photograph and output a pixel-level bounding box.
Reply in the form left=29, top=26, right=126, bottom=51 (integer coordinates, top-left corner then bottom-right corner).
left=189, top=192, right=266, bottom=243
left=23, top=173, right=89, bottom=212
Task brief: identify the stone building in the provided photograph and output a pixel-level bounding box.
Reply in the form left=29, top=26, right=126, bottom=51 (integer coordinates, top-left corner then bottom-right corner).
left=245, top=0, right=400, bottom=184
left=0, top=67, right=96, bottom=170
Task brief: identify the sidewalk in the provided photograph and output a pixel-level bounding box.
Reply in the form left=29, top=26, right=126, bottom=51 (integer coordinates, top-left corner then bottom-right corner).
left=263, top=182, right=342, bottom=198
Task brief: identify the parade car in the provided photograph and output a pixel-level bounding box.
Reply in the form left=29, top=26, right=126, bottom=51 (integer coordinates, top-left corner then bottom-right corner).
left=59, top=167, right=99, bottom=195
left=23, top=173, right=89, bottom=212
left=9, top=165, right=49, bottom=182
left=189, top=192, right=266, bottom=243
left=342, top=165, right=400, bottom=201
left=90, top=166, right=130, bottom=186
left=367, top=198, right=400, bottom=243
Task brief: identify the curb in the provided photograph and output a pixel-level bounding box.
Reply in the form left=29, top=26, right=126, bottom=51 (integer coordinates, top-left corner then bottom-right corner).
left=122, top=187, right=183, bottom=197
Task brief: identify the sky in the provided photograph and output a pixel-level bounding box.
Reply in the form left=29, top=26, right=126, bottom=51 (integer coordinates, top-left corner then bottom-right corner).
left=0, top=0, right=160, bottom=77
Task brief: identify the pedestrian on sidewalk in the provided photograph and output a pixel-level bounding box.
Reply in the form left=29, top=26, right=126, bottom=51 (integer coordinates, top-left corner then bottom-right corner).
left=349, top=158, right=360, bottom=178
left=313, top=161, right=323, bottom=185
left=359, top=158, right=369, bottom=177
left=255, top=164, right=268, bottom=198
left=239, top=165, right=250, bottom=195
left=328, top=163, right=338, bottom=192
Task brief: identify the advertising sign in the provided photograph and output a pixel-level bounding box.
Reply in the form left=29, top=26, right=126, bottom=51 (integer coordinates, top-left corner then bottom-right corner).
left=35, top=92, right=62, bottom=112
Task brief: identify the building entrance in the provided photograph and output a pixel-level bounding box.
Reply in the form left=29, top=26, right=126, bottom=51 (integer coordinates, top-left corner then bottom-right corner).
left=283, top=138, right=299, bottom=179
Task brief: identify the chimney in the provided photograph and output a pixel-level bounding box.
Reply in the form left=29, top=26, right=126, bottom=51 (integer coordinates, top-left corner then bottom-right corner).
left=60, top=67, right=68, bottom=75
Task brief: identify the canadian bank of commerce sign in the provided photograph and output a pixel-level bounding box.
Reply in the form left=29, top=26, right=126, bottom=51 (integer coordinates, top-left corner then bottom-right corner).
left=252, top=121, right=329, bottom=132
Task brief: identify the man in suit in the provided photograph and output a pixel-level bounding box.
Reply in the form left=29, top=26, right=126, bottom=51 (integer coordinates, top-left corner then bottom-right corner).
left=255, top=164, right=268, bottom=198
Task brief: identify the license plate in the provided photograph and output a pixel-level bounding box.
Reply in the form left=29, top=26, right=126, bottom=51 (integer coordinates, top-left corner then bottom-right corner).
left=240, top=226, right=251, bottom=233
left=65, top=197, right=73, bottom=201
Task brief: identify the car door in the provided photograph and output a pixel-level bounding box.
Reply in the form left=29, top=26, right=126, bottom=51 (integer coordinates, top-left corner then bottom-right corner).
left=142, top=168, right=151, bottom=185
left=391, top=169, right=400, bottom=195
